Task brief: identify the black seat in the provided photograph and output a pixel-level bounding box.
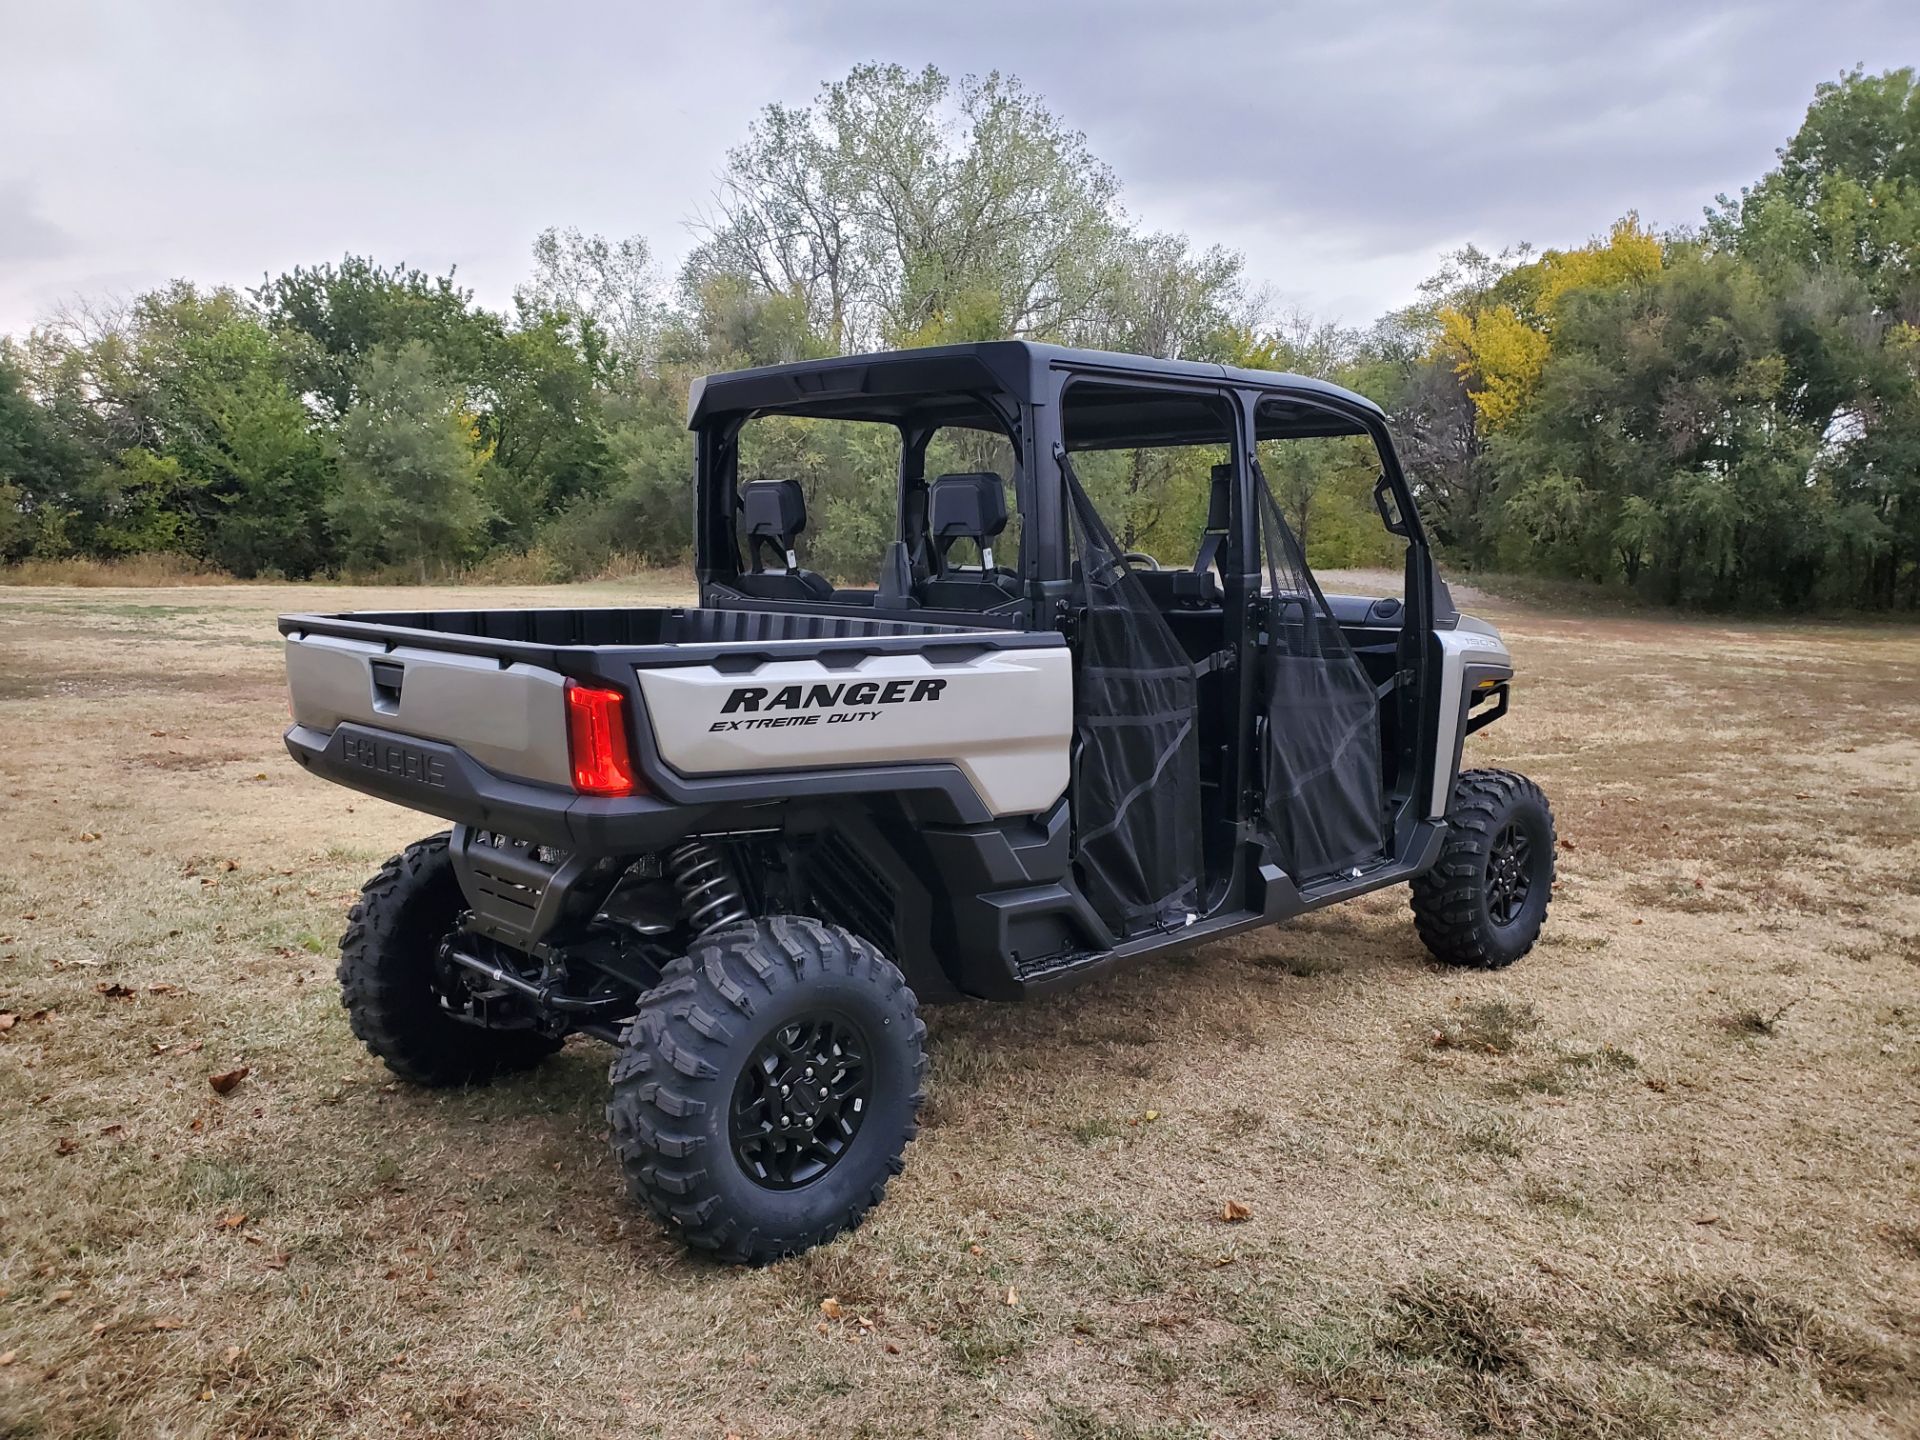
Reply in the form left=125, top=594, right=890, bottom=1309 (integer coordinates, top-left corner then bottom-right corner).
left=919, top=472, right=1020, bottom=610
left=736, top=479, right=834, bottom=600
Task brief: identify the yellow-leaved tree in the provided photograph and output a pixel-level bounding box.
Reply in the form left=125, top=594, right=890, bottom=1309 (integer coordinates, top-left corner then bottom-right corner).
left=1437, top=215, right=1662, bottom=433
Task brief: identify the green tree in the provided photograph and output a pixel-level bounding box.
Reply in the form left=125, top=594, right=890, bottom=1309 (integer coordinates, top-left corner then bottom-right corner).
left=1492, top=245, right=1827, bottom=606
left=255, top=256, right=495, bottom=416
left=6, top=287, right=330, bottom=572
left=515, top=228, right=664, bottom=377
left=687, top=63, right=1158, bottom=353
left=0, top=351, right=86, bottom=558
left=329, top=342, right=488, bottom=579
left=127, top=284, right=331, bottom=575
left=474, top=315, right=610, bottom=549
left=1711, top=67, right=1919, bottom=314
left=538, top=379, right=694, bottom=573
left=87, top=448, right=201, bottom=555
left=1709, top=67, right=1920, bottom=606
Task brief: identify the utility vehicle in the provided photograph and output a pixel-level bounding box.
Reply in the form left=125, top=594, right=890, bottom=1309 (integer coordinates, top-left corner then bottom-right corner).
left=280, top=342, right=1555, bottom=1263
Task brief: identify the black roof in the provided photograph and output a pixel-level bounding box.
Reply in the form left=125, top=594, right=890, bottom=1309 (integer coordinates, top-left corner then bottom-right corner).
left=687, top=341, right=1384, bottom=444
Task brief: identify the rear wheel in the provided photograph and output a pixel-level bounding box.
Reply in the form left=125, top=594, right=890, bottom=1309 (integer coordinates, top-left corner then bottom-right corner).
left=338, top=833, right=562, bottom=1085
left=1411, top=769, right=1556, bottom=969
left=607, top=916, right=925, bottom=1264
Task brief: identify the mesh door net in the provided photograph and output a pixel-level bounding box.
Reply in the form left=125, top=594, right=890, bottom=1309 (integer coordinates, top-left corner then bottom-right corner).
left=1062, top=460, right=1203, bottom=935
left=1254, top=469, right=1389, bottom=879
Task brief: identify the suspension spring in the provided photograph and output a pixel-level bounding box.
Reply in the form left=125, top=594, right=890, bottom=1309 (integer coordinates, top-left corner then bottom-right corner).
left=666, top=838, right=750, bottom=934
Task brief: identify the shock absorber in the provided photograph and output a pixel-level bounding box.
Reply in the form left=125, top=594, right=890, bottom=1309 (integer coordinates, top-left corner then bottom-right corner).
left=666, top=837, right=750, bottom=934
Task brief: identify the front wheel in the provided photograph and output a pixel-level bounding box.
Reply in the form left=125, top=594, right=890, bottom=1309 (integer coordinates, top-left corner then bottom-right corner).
left=607, top=916, right=926, bottom=1264
left=1411, top=769, right=1556, bottom=969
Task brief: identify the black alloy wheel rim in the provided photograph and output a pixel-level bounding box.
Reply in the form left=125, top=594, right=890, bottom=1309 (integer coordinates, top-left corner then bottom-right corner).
left=729, top=1014, right=873, bottom=1190
left=1486, top=821, right=1534, bottom=927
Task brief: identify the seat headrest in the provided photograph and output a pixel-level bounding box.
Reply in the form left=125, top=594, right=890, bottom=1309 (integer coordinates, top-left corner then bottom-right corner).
left=929, top=472, right=1008, bottom=542
left=741, top=479, right=807, bottom=545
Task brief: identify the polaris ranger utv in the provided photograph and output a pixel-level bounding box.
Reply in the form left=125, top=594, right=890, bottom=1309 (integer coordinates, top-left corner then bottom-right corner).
left=281, top=342, right=1553, bottom=1263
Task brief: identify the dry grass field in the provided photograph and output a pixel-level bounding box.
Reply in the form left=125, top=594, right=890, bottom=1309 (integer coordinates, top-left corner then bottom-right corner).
left=1, top=577, right=1916, bottom=1439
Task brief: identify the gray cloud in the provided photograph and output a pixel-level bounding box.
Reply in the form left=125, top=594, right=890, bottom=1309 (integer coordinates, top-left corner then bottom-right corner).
left=0, top=0, right=1913, bottom=334
left=799, top=0, right=1916, bottom=311
left=0, top=181, right=74, bottom=263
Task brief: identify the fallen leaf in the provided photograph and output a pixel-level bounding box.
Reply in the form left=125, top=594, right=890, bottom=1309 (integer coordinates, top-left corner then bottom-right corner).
left=263, top=1253, right=290, bottom=1270
left=1143, top=1109, right=1160, bottom=1122
left=77, top=832, right=100, bottom=843
left=1691, top=1211, right=1720, bottom=1226
left=1221, top=1200, right=1252, bottom=1223
left=151, top=1316, right=186, bottom=1331
left=217, top=1212, right=247, bottom=1230
left=819, top=1297, right=843, bottom=1320
left=0, top=1351, right=13, bottom=1366
left=51, top=1289, right=73, bottom=1303
left=1558, top=836, right=1577, bottom=850
left=147, top=983, right=177, bottom=995
left=0, top=1013, right=15, bottom=1031
left=884, top=1341, right=901, bottom=1355
left=94, top=982, right=135, bottom=999
left=208, top=1066, right=250, bottom=1095
left=1005, top=1286, right=1019, bottom=1307
left=968, top=1244, right=984, bottom=1257
left=98, top=1123, right=122, bottom=1136
left=222, top=1345, right=243, bottom=1365
left=54, top=1136, right=78, bottom=1155
left=568, top=1303, right=584, bottom=1322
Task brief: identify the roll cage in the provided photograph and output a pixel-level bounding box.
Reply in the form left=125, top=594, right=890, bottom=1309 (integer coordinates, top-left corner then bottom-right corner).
left=688, top=340, right=1462, bottom=932
left=689, top=341, right=1449, bottom=630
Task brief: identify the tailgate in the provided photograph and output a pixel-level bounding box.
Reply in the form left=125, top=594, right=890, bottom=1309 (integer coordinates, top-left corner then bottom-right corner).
left=285, top=631, right=571, bottom=788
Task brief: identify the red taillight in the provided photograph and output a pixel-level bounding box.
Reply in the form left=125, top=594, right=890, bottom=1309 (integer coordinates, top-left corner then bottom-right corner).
left=565, top=682, right=640, bottom=796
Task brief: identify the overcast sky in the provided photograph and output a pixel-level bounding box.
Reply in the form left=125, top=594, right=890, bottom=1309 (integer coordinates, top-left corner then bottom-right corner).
left=3, top=1, right=1914, bottom=339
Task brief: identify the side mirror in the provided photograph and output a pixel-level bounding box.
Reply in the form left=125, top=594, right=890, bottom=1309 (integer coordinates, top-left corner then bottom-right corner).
left=1372, top=474, right=1409, bottom=537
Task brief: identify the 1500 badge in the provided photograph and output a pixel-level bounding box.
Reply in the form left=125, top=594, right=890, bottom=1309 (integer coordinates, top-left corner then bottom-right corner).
left=710, top=677, right=947, bottom=732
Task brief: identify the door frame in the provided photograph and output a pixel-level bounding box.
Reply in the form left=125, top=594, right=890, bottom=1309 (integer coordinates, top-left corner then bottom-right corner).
left=1041, top=365, right=1258, bottom=921
left=1238, top=385, right=1437, bottom=877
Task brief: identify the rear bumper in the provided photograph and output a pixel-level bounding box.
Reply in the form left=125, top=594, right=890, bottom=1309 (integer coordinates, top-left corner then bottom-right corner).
left=284, top=722, right=701, bottom=854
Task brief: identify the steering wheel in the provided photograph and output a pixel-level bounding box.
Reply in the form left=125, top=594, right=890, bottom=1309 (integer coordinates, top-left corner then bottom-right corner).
left=1090, top=552, right=1159, bottom=587
left=1088, top=551, right=1162, bottom=586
